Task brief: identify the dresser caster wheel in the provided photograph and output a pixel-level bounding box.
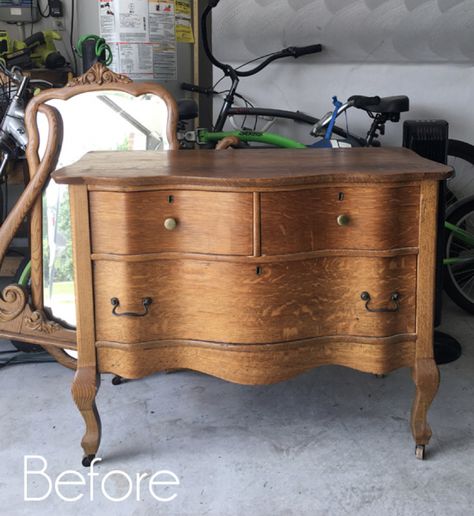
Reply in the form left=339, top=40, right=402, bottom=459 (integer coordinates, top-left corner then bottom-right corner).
left=112, top=375, right=125, bottom=385
left=415, top=445, right=425, bottom=460
left=82, top=455, right=95, bottom=467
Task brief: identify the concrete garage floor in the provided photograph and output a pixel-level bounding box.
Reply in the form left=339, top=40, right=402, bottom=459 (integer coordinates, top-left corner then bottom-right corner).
left=1, top=298, right=473, bottom=515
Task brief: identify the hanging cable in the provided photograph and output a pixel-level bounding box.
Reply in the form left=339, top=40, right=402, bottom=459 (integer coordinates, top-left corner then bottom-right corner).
left=38, top=0, right=51, bottom=18
left=76, top=35, right=113, bottom=66
left=70, top=0, right=77, bottom=74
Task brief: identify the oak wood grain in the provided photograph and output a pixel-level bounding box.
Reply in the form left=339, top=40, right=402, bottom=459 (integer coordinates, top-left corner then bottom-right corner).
left=52, top=147, right=453, bottom=188
left=89, top=190, right=254, bottom=256
left=91, top=247, right=419, bottom=263
left=411, top=181, right=440, bottom=448
left=70, top=185, right=102, bottom=459
left=261, top=185, right=420, bottom=254
left=70, top=185, right=96, bottom=368
left=411, top=358, right=439, bottom=446
left=93, top=256, right=416, bottom=345
left=57, top=147, right=447, bottom=459
left=96, top=337, right=416, bottom=383
left=415, top=181, right=439, bottom=359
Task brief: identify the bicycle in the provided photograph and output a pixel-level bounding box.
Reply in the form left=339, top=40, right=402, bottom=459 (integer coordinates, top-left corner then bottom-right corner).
left=180, top=0, right=326, bottom=149
left=179, top=2, right=474, bottom=314
left=444, top=195, right=474, bottom=314
left=0, top=63, right=55, bottom=352
left=181, top=1, right=474, bottom=182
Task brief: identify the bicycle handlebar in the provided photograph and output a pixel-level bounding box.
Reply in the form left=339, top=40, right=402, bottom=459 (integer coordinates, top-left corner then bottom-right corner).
left=181, top=82, right=216, bottom=95
left=201, top=3, right=322, bottom=78
left=290, top=44, right=323, bottom=58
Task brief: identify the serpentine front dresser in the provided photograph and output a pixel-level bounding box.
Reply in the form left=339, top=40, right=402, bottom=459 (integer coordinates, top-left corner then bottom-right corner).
left=52, top=147, right=452, bottom=464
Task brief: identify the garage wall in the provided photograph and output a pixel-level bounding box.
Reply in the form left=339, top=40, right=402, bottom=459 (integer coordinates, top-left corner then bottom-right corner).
left=0, top=1, right=76, bottom=68
left=77, top=0, right=194, bottom=97
left=0, top=0, right=193, bottom=97
left=212, top=0, right=474, bottom=145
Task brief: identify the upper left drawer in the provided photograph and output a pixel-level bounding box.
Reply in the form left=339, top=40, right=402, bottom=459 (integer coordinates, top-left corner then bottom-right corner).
left=89, top=190, right=254, bottom=256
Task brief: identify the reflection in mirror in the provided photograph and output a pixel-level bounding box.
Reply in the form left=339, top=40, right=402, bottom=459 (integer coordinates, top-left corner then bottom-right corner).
left=37, top=90, right=174, bottom=328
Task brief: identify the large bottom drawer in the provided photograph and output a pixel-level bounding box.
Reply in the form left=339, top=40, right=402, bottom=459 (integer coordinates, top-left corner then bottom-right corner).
left=93, top=255, right=417, bottom=344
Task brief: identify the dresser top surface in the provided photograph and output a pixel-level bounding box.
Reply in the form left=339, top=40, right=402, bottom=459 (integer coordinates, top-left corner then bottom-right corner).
left=52, top=147, right=452, bottom=188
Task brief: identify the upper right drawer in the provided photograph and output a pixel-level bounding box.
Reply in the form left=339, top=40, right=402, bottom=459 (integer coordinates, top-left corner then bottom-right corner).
left=261, top=185, right=420, bottom=255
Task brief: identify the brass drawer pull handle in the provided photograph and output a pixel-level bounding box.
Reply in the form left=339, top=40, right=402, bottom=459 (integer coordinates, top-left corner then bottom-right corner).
left=360, top=291, right=400, bottom=313
left=111, top=297, right=153, bottom=317
left=337, top=214, right=350, bottom=226
left=164, top=217, right=177, bottom=231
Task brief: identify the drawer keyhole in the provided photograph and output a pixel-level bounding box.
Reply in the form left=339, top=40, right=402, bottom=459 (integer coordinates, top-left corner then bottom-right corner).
left=256, top=266, right=263, bottom=276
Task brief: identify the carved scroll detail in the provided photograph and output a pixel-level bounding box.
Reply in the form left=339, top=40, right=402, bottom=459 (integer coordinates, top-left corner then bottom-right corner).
left=67, top=63, right=132, bottom=87
left=24, top=310, right=62, bottom=334
left=0, top=284, right=28, bottom=322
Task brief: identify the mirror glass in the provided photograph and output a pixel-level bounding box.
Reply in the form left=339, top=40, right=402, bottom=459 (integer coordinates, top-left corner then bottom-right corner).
left=36, top=90, right=173, bottom=327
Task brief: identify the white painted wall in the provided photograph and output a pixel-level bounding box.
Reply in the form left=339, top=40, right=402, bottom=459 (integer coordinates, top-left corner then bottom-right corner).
left=212, top=0, right=474, bottom=145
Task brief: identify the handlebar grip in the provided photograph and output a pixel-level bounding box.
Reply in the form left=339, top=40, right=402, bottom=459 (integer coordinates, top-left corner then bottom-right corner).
left=181, top=82, right=215, bottom=95
left=289, top=44, right=323, bottom=58
left=348, top=95, right=381, bottom=109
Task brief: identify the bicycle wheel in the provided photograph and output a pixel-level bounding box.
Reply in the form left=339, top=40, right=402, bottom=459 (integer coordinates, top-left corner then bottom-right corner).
left=444, top=194, right=474, bottom=314
left=447, top=139, right=474, bottom=207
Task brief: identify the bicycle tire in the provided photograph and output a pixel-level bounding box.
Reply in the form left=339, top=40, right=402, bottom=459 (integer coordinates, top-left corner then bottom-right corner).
left=447, top=139, right=474, bottom=205
left=444, top=194, right=474, bottom=314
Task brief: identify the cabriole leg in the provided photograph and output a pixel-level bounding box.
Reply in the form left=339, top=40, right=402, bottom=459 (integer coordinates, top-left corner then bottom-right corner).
left=410, top=358, right=439, bottom=459
left=71, top=366, right=102, bottom=467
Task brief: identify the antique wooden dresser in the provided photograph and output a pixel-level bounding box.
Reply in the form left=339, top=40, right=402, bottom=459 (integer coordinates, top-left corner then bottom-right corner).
left=52, top=147, right=452, bottom=465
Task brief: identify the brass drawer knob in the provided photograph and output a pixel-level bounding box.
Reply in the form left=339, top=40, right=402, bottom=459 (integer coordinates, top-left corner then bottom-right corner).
left=164, top=217, right=178, bottom=231
left=337, top=214, right=350, bottom=226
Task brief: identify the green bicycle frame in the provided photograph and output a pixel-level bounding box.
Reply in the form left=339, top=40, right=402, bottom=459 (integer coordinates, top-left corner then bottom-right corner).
left=197, top=129, right=307, bottom=149
left=18, top=260, right=31, bottom=286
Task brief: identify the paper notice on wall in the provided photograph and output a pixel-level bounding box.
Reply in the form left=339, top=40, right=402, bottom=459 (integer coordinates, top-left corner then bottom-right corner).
left=110, top=42, right=153, bottom=79
left=98, top=0, right=177, bottom=81
left=99, top=0, right=118, bottom=40
left=148, top=0, right=177, bottom=80
left=175, top=0, right=194, bottom=43
left=109, top=41, right=177, bottom=81
left=148, top=0, right=175, bottom=42
left=153, top=42, right=177, bottom=80
left=117, top=0, right=149, bottom=41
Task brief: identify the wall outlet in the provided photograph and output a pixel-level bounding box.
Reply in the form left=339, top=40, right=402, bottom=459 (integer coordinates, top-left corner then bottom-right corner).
left=53, top=18, right=65, bottom=31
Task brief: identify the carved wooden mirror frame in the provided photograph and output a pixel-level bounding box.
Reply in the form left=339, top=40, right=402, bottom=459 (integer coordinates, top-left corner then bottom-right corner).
left=0, top=63, right=179, bottom=369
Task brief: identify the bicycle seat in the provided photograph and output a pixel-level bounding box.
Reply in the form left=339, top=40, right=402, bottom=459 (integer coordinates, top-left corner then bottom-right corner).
left=178, top=99, right=198, bottom=121
left=362, top=96, right=409, bottom=114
